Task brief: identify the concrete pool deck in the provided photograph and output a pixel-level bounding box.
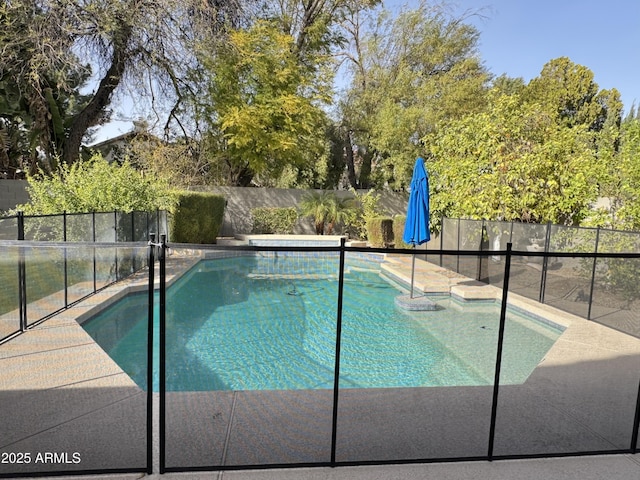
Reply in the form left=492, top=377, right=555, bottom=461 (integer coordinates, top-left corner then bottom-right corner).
left=1, top=251, right=639, bottom=477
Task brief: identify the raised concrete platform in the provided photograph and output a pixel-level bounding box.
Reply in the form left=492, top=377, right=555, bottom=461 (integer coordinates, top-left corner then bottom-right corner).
left=381, top=254, right=499, bottom=299
left=450, top=283, right=500, bottom=300
left=235, top=234, right=345, bottom=245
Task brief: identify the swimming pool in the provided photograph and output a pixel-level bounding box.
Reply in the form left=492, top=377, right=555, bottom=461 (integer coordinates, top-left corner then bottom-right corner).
left=82, top=254, right=563, bottom=391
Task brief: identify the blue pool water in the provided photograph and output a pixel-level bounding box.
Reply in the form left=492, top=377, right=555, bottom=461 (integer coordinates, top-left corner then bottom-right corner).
left=82, top=255, right=563, bottom=391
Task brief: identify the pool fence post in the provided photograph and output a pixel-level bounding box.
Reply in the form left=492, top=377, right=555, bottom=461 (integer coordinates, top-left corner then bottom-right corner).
left=159, top=234, right=167, bottom=474
left=477, top=221, right=489, bottom=283
left=131, top=211, right=135, bottom=241
left=92, top=211, right=97, bottom=293
left=114, top=210, right=119, bottom=279
left=17, top=211, right=27, bottom=332
left=146, top=234, right=156, bottom=474
left=538, top=221, right=552, bottom=303
left=330, top=237, right=346, bottom=465
left=587, top=227, right=600, bottom=320
left=439, top=216, right=444, bottom=267
left=631, top=376, right=640, bottom=453
left=17, top=210, right=24, bottom=241
left=456, top=218, right=461, bottom=273
left=487, top=242, right=512, bottom=460
left=63, top=211, right=68, bottom=308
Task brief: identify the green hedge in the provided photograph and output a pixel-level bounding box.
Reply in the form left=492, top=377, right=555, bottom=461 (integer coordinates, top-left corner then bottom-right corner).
left=366, top=217, right=394, bottom=247
left=170, top=192, right=225, bottom=243
left=251, top=207, right=298, bottom=234
left=393, top=215, right=411, bottom=249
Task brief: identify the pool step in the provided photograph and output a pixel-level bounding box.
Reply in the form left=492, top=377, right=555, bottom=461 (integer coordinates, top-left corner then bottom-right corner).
left=450, top=284, right=500, bottom=301
left=381, top=257, right=499, bottom=300
left=380, top=261, right=449, bottom=295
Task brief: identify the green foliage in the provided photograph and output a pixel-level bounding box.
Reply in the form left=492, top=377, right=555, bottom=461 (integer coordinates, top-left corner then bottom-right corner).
left=564, top=228, right=640, bottom=306
left=200, top=20, right=332, bottom=186
left=324, top=195, right=355, bottom=235
left=595, top=231, right=640, bottom=304
left=250, top=207, right=298, bottom=234
left=393, top=215, right=411, bottom=249
left=0, top=0, right=94, bottom=174
left=606, top=118, right=640, bottom=229
left=125, top=135, right=218, bottom=189
left=347, top=189, right=387, bottom=239
left=299, top=191, right=333, bottom=234
left=299, top=190, right=355, bottom=235
left=524, top=57, right=621, bottom=130
left=169, top=192, right=225, bottom=244
left=16, top=154, right=174, bottom=215
left=425, top=88, right=606, bottom=225
left=366, top=217, right=394, bottom=247
left=338, top=3, right=489, bottom=189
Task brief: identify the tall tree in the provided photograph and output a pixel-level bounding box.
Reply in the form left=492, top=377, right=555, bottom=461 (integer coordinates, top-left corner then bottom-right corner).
left=424, top=57, right=625, bottom=227
left=524, top=57, right=621, bottom=131
left=337, top=1, right=489, bottom=190
left=264, top=0, right=379, bottom=58
left=603, top=117, right=640, bottom=229
left=0, top=0, right=241, bottom=171
left=426, top=89, right=606, bottom=225
left=193, top=1, right=379, bottom=187
left=199, top=20, right=332, bottom=186
left=0, top=1, right=92, bottom=174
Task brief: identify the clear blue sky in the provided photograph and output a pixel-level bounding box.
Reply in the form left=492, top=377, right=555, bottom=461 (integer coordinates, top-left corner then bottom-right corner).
left=93, top=0, right=640, bottom=144
left=439, top=0, right=640, bottom=113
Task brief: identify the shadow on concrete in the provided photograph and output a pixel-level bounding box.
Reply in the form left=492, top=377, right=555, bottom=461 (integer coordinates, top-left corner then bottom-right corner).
left=160, top=353, right=640, bottom=469
left=0, top=385, right=147, bottom=476
left=0, top=354, right=638, bottom=474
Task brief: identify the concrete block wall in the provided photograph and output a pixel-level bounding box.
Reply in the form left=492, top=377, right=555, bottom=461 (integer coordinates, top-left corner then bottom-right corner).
left=0, top=180, right=29, bottom=213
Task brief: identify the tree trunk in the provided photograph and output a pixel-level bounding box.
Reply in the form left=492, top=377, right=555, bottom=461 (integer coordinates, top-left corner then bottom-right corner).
left=227, top=159, right=254, bottom=186
left=359, top=150, right=372, bottom=189
left=344, top=130, right=358, bottom=189
left=295, top=0, right=324, bottom=55
left=25, top=85, right=55, bottom=173
left=0, top=133, right=10, bottom=176
left=62, top=24, right=133, bottom=165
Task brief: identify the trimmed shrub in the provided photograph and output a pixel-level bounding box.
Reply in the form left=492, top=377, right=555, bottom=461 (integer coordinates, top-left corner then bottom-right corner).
left=393, top=215, right=411, bottom=249
left=251, top=207, right=298, bottom=234
left=170, top=192, right=225, bottom=243
left=366, top=217, right=394, bottom=247
left=349, top=189, right=384, bottom=240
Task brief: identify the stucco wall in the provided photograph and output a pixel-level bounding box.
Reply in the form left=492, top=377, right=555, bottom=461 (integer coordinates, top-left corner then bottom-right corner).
left=0, top=180, right=29, bottom=213
left=197, top=186, right=408, bottom=237
left=0, top=180, right=408, bottom=237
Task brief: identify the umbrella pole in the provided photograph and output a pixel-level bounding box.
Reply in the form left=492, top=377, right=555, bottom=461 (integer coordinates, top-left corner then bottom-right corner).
left=410, top=247, right=416, bottom=299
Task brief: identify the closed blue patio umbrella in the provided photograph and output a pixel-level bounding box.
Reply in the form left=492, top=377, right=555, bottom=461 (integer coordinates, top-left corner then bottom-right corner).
left=403, top=157, right=430, bottom=298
